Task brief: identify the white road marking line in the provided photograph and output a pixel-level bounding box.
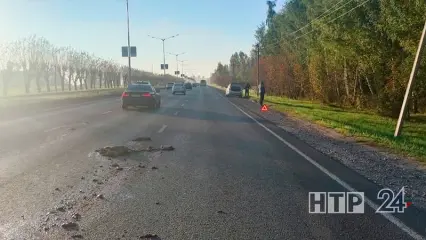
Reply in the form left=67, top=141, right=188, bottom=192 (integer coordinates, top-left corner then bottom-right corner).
left=174, top=111, right=179, bottom=116
left=181, top=104, right=184, bottom=107
left=44, top=126, right=65, bottom=132
left=102, top=110, right=112, bottom=115
left=218, top=92, right=424, bottom=240
left=158, top=125, right=167, bottom=133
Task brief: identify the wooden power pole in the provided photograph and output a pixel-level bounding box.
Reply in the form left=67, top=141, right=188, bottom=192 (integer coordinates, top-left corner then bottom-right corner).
left=394, top=20, right=426, bottom=137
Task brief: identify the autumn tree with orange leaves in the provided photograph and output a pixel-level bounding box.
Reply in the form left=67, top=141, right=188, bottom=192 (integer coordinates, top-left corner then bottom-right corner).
left=211, top=0, right=426, bottom=118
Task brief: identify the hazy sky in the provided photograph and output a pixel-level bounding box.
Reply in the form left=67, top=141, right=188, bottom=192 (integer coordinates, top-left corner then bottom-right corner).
left=0, top=0, right=284, bottom=77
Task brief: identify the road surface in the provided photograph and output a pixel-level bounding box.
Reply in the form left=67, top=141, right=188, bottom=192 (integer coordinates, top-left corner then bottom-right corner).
left=0, top=86, right=424, bottom=240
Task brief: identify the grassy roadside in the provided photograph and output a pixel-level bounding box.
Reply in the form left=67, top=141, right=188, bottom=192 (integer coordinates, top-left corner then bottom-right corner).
left=210, top=84, right=426, bottom=162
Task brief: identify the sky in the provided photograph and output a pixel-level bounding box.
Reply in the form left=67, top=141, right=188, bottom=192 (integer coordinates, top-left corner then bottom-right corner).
left=0, top=0, right=285, bottom=78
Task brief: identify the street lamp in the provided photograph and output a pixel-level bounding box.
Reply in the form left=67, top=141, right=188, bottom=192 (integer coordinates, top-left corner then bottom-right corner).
left=178, top=60, right=187, bottom=77
left=126, top=0, right=131, bottom=84
left=168, top=52, right=186, bottom=76
left=148, top=34, right=179, bottom=75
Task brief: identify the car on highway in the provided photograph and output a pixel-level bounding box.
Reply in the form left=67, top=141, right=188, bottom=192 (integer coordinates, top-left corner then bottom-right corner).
left=135, top=81, right=152, bottom=85
left=166, top=82, right=174, bottom=90
left=172, top=82, right=186, bottom=95
left=192, top=82, right=198, bottom=87
left=121, top=84, right=161, bottom=109
left=225, top=82, right=243, bottom=98
left=200, top=80, right=207, bottom=86
left=185, top=82, right=193, bottom=90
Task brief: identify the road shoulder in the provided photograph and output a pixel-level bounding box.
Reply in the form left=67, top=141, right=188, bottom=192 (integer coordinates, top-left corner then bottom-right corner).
left=212, top=87, right=426, bottom=238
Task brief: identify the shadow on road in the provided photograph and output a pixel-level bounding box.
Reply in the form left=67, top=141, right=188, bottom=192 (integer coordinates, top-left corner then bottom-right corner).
left=154, top=107, right=266, bottom=124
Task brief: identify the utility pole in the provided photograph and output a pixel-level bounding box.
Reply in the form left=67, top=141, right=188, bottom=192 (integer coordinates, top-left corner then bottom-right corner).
left=168, top=52, right=186, bottom=76
left=148, top=34, right=179, bottom=75
left=256, top=43, right=260, bottom=97
left=126, top=0, right=131, bottom=84
left=179, top=60, right=186, bottom=77
left=394, top=20, right=426, bottom=137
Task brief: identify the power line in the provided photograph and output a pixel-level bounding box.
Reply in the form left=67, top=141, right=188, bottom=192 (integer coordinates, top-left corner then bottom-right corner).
left=261, top=1, right=356, bottom=48
left=296, top=0, right=371, bottom=40
left=290, top=0, right=350, bottom=35
left=264, top=0, right=371, bottom=47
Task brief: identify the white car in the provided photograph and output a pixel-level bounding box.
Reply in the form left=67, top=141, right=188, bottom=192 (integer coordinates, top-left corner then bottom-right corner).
left=226, top=83, right=243, bottom=98
left=172, top=82, right=186, bottom=95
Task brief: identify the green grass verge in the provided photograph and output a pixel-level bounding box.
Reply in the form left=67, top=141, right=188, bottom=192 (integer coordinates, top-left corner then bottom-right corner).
left=211, top=84, right=426, bottom=162
left=249, top=93, right=426, bottom=163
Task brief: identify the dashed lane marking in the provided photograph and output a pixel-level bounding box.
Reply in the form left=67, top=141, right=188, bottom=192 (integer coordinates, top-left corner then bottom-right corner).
left=158, top=125, right=167, bottom=133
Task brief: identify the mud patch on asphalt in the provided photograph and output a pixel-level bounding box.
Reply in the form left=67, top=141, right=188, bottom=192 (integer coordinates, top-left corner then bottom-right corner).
left=35, top=137, right=174, bottom=238
left=132, top=136, right=152, bottom=142
left=95, top=144, right=174, bottom=158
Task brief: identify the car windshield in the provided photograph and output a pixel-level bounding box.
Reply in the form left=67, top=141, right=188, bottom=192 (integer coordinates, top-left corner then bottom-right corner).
left=174, top=83, right=183, bottom=86
left=127, top=85, right=153, bottom=92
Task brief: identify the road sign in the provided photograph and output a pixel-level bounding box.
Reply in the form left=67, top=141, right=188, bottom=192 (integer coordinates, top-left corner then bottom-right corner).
left=122, top=46, right=137, bottom=57
left=261, top=104, right=268, bottom=111
left=161, top=64, right=168, bottom=70
left=174, top=71, right=180, bottom=75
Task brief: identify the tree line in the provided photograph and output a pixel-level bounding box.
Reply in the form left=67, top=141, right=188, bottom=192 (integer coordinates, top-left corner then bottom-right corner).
left=211, top=0, right=426, bottom=117
left=0, top=35, right=177, bottom=96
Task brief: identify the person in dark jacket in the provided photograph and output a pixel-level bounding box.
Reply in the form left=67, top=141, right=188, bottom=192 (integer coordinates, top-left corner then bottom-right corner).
left=258, top=81, right=265, bottom=106
left=244, top=83, right=251, bottom=97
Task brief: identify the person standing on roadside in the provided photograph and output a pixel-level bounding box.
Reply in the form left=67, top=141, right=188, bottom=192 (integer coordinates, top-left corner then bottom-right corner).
left=258, top=81, right=265, bottom=106
left=244, top=82, right=251, bottom=97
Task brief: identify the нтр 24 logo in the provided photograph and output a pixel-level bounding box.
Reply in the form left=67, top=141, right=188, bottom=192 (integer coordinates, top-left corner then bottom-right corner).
left=376, top=187, right=413, bottom=214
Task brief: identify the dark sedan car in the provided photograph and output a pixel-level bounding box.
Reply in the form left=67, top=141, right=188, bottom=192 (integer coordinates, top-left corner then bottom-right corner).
left=121, top=84, right=161, bottom=109
left=185, top=82, right=193, bottom=90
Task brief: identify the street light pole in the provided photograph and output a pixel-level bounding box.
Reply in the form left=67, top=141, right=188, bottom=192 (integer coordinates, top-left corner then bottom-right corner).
left=162, top=40, right=166, bottom=75
left=148, top=34, right=179, bottom=76
left=256, top=43, right=260, bottom=97
left=179, top=60, right=187, bottom=77
left=168, top=52, right=186, bottom=76
left=126, top=0, right=131, bottom=84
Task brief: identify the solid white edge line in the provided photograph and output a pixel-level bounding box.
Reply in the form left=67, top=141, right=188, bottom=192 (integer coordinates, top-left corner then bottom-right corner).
left=217, top=92, right=424, bottom=240
left=158, top=124, right=167, bottom=133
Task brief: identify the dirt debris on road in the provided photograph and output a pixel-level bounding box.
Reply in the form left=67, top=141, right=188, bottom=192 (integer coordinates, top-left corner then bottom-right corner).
left=95, top=146, right=133, bottom=158
left=160, top=145, right=174, bottom=151
left=61, top=222, right=79, bottom=231
left=95, top=144, right=175, bottom=158
left=132, top=136, right=152, bottom=142
left=72, top=213, right=81, bottom=221
left=139, top=234, right=160, bottom=239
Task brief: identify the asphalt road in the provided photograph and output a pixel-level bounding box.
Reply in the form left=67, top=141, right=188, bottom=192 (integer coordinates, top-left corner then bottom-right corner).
left=0, top=86, right=424, bottom=240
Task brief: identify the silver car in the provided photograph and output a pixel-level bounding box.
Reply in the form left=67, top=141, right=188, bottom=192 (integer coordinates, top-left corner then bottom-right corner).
left=225, top=83, right=243, bottom=98
left=172, top=82, right=186, bottom=95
